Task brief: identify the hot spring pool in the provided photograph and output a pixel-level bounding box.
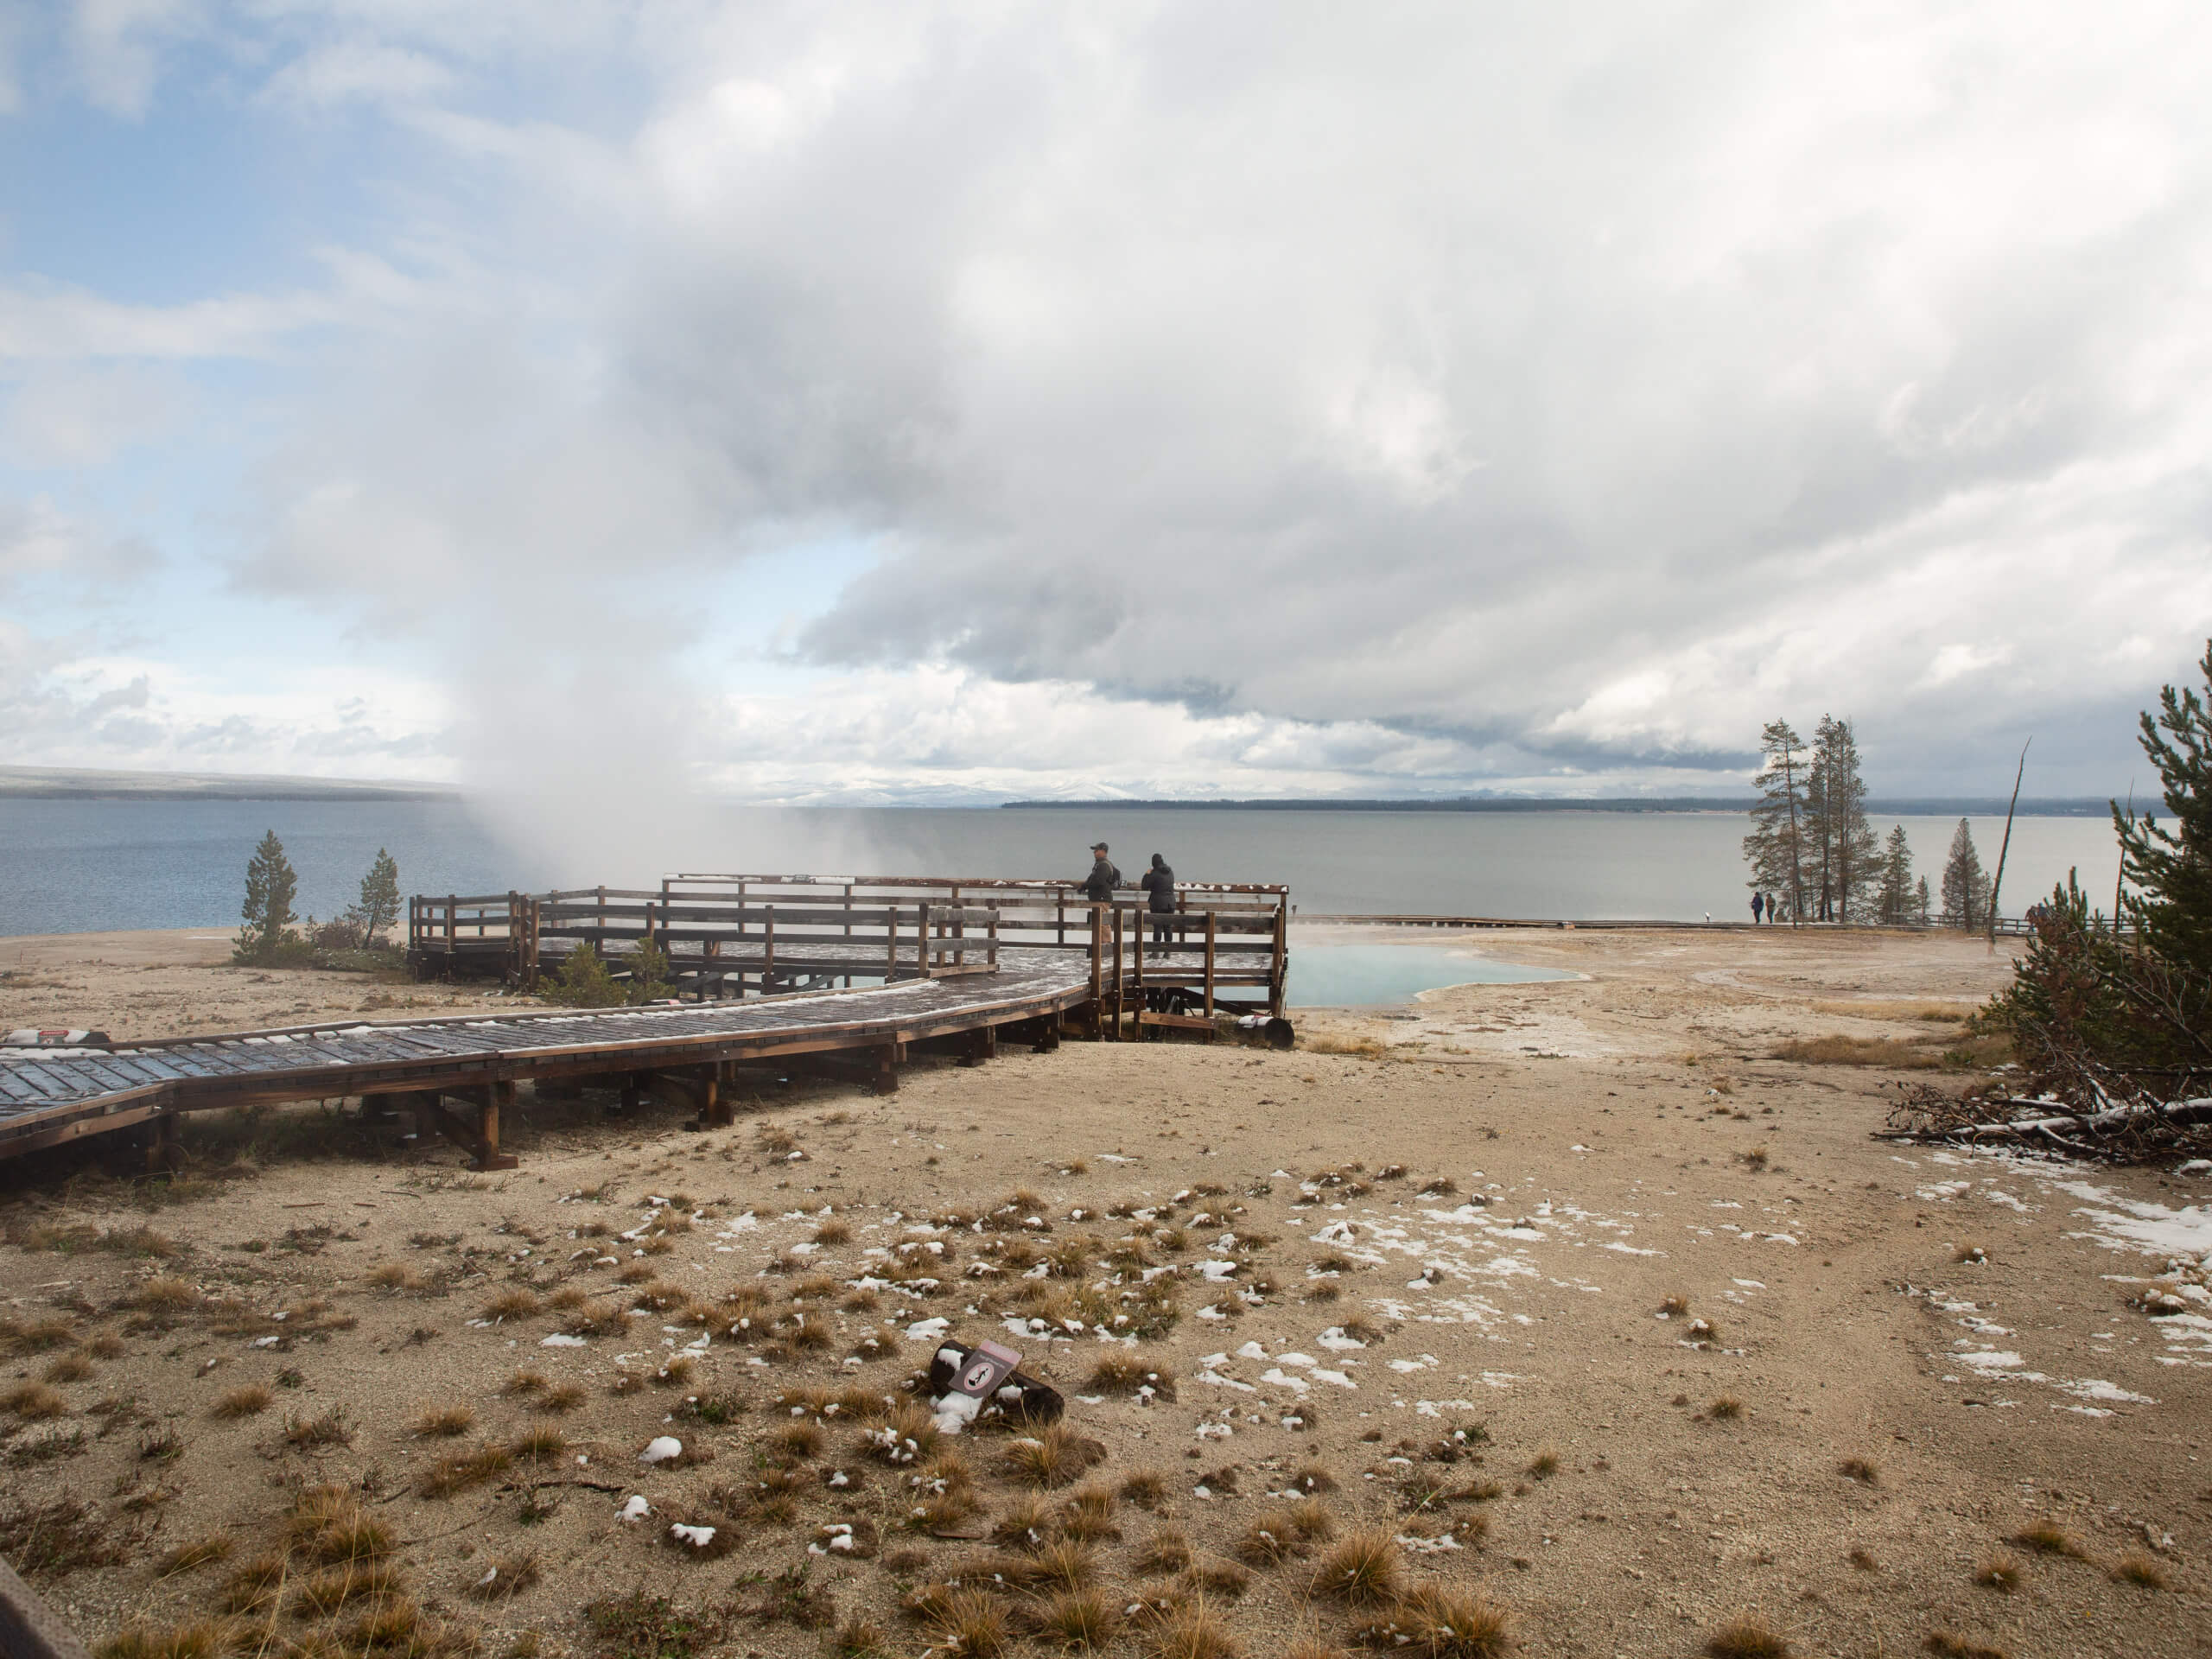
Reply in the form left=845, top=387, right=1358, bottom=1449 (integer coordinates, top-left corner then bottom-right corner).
left=1286, top=944, right=1580, bottom=1008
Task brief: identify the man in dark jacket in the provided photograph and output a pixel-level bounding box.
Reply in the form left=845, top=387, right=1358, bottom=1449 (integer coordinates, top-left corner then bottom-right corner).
left=1081, top=842, right=1121, bottom=903
left=1141, top=852, right=1176, bottom=946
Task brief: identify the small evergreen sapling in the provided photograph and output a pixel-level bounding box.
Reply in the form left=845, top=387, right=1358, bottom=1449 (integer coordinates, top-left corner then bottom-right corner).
left=232, top=830, right=302, bottom=965
left=354, top=849, right=402, bottom=944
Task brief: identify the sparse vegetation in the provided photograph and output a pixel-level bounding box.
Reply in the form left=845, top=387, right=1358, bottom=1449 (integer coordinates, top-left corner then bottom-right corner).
left=1311, top=1530, right=1402, bottom=1605
left=212, top=1383, right=272, bottom=1419
left=1976, top=1553, right=2023, bottom=1592
left=1707, top=1616, right=1791, bottom=1659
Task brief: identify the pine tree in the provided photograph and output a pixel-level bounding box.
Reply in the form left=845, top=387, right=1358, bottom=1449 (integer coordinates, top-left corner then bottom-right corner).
left=1808, top=715, right=1879, bottom=922
left=2115, top=638, right=2212, bottom=981
left=1743, top=720, right=1808, bottom=923
left=1941, top=818, right=1986, bottom=929
left=233, top=830, right=300, bottom=964
left=1877, top=823, right=1916, bottom=924
left=355, top=849, right=402, bottom=944
left=1915, top=874, right=1931, bottom=925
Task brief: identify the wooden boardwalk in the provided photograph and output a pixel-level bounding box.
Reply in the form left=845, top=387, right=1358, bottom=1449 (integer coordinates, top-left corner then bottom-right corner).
left=0, top=874, right=1291, bottom=1169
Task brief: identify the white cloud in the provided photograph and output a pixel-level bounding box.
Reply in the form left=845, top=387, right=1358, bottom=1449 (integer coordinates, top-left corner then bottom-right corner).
left=70, top=0, right=197, bottom=118
left=17, top=3, right=2212, bottom=799
left=259, top=38, right=454, bottom=111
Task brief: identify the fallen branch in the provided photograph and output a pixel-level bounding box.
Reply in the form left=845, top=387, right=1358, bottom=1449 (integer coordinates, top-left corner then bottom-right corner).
left=1883, top=1082, right=2212, bottom=1161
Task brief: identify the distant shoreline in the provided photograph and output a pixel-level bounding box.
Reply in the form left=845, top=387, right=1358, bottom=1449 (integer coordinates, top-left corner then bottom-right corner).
left=999, top=796, right=2117, bottom=817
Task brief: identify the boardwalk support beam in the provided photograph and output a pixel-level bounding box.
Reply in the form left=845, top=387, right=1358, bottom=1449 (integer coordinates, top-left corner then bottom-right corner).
left=429, top=1083, right=518, bottom=1171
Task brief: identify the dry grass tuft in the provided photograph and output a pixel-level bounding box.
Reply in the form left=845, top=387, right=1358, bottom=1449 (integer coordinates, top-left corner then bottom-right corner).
left=212, top=1384, right=272, bottom=1420
left=1838, top=1457, right=1878, bottom=1484
left=1121, top=1470, right=1169, bottom=1510
left=1975, top=1553, right=2022, bottom=1592
left=1923, top=1634, right=2010, bottom=1659
left=1135, top=1528, right=1192, bottom=1575
left=1311, top=1530, right=1402, bottom=1605
left=1526, top=1446, right=1562, bottom=1476
left=2007, top=1521, right=2084, bottom=1558
left=510, top=1426, right=567, bottom=1462
left=1659, top=1294, right=1690, bottom=1318
left=296, top=1560, right=405, bottom=1613
left=411, top=1402, right=475, bottom=1438
left=418, top=1441, right=512, bottom=1498
left=131, top=1277, right=198, bottom=1313
left=772, top=1421, right=825, bottom=1462
left=283, top=1408, right=353, bottom=1447
left=216, top=1553, right=287, bottom=1614
left=1002, top=1422, right=1104, bottom=1488
left=94, top=1622, right=226, bottom=1659
left=1705, top=1616, right=1791, bottom=1659
left=812, top=1220, right=853, bottom=1247
left=1144, top=1599, right=1240, bottom=1659
left=1033, top=1587, right=1117, bottom=1649
left=536, top=1381, right=587, bottom=1414
left=920, top=1588, right=1009, bottom=1658
left=1359, top=1582, right=1513, bottom=1657
left=500, top=1368, right=548, bottom=1397
left=365, top=1262, right=427, bottom=1292
left=991, top=1491, right=1056, bottom=1551
left=2112, top=1553, right=2169, bottom=1589
left=481, top=1288, right=542, bottom=1321
left=1771, top=1033, right=1942, bottom=1069
left=1707, top=1397, right=1744, bottom=1421
left=3, top=1382, right=67, bottom=1420
left=156, top=1535, right=234, bottom=1574
left=1060, top=1484, right=1121, bottom=1542
left=42, top=1351, right=92, bottom=1383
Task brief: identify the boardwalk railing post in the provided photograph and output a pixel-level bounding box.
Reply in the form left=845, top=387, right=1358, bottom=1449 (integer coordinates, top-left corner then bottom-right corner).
left=918, top=902, right=931, bottom=978
left=1270, top=899, right=1287, bottom=1016
left=1089, top=906, right=1103, bottom=1033
left=1204, top=910, right=1217, bottom=1016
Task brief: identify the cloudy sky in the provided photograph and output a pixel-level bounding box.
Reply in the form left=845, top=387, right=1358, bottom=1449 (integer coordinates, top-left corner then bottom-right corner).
left=3, top=2, right=2209, bottom=804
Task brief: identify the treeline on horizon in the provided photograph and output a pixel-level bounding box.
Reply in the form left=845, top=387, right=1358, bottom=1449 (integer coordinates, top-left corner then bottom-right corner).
left=1001, top=796, right=2111, bottom=816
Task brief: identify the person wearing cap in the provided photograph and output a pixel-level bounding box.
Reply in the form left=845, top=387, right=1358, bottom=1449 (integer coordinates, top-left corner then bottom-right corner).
left=1081, top=842, right=1122, bottom=903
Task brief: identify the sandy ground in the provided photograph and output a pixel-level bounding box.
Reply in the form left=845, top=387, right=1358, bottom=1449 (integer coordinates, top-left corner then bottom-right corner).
left=1, top=924, right=2208, bottom=1659
left=0, top=928, right=519, bottom=1036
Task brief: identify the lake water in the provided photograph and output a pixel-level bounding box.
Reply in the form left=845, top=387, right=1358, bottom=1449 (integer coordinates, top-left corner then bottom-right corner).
left=1286, top=944, right=1581, bottom=1007
left=0, top=798, right=2123, bottom=938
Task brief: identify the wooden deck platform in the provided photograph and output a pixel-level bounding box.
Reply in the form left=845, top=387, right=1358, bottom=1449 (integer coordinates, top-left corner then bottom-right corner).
left=0, top=874, right=1290, bottom=1169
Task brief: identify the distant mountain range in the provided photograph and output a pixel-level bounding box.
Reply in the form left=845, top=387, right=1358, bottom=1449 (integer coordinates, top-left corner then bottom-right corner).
left=0, top=766, right=458, bottom=802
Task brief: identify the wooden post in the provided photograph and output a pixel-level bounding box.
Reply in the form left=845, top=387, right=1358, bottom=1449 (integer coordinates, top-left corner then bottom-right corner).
left=1270, top=899, right=1287, bottom=1016
left=765, top=909, right=776, bottom=988
left=1132, top=900, right=1145, bottom=1020
left=145, top=1110, right=181, bottom=1173
left=873, top=1043, right=899, bottom=1095
left=445, top=895, right=456, bottom=952
left=1204, top=910, right=1217, bottom=1016
left=887, top=904, right=900, bottom=981
left=918, top=902, right=932, bottom=977
left=1088, top=905, right=1103, bottom=1024
left=1111, top=905, right=1125, bottom=1039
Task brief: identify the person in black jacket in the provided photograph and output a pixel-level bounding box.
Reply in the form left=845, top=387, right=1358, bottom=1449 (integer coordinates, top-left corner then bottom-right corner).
left=1081, top=842, right=1121, bottom=903
left=1140, top=853, right=1176, bottom=947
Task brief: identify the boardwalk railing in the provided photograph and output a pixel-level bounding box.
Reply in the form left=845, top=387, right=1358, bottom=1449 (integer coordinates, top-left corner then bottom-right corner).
left=408, top=874, right=1291, bottom=1018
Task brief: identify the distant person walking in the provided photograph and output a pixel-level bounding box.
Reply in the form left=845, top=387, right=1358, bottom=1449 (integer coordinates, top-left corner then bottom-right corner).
left=1141, top=852, right=1177, bottom=947
left=1751, top=892, right=1764, bottom=925
left=1081, top=842, right=1122, bottom=905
